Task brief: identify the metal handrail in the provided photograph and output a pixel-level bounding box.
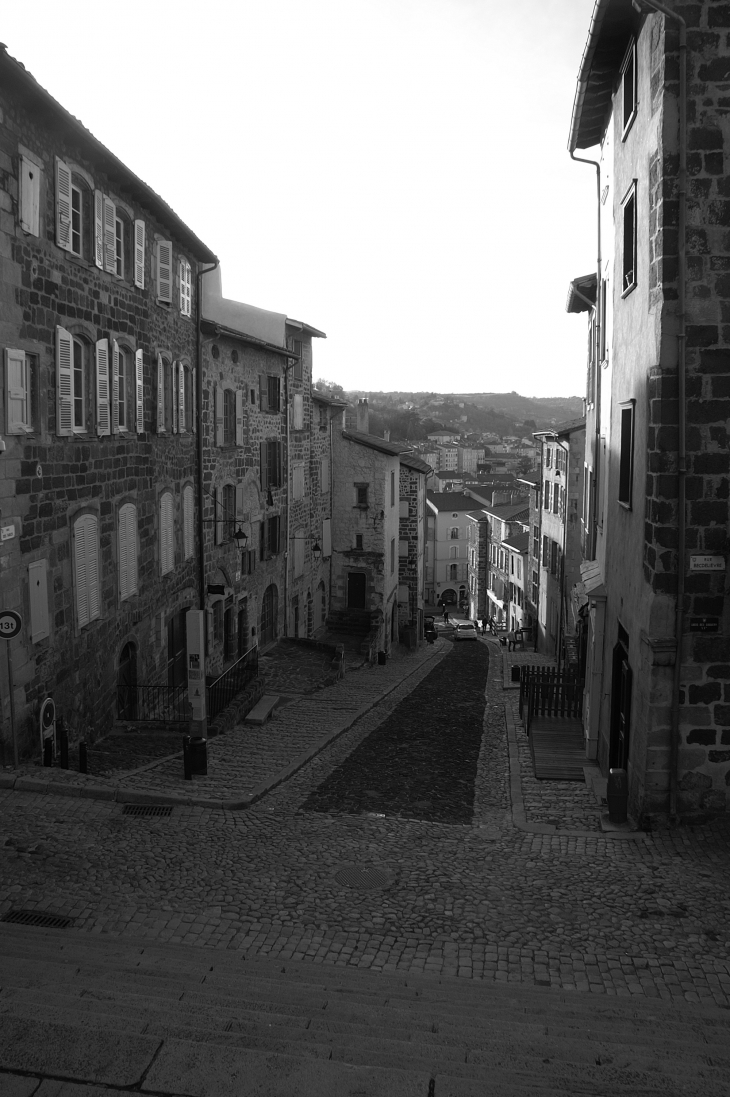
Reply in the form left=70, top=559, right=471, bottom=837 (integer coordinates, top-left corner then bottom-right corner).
left=207, top=645, right=259, bottom=722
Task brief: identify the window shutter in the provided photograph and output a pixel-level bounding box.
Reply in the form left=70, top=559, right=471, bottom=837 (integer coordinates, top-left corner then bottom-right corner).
left=20, top=156, right=40, bottom=236
left=103, top=195, right=116, bottom=272
left=259, top=374, right=267, bottom=412
left=55, top=158, right=72, bottom=250
left=133, top=220, right=145, bottom=288
left=260, top=440, right=268, bottom=489
left=75, top=514, right=99, bottom=628
left=119, top=502, right=138, bottom=600
left=56, top=326, right=74, bottom=437
left=277, top=441, right=284, bottom=488
left=74, top=517, right=88, bottom=628
left=179, top=259, right=192, bottom=316
left=135, top=349, right=144, bottom=433
left=118, top=504, right=129, bottom=601
left=95, top=338, right=111, bottom=437
left=322, top=517, right=332, bottom=558
left=215, top=385, right=224, bottom=447
left=29, top=559, right=49, bottom=643
left=5, top=348, right=30, bottom=434
left=235, top=389, right=244, bottom=446
left=235, top=483, right=244, bottom=523
left=178, top=363, right=185, bottom=433
left=160, top=492, right=173, bottom=574
left=170, top=362, right=178, bottom=434
left=183, top=483, right=194, bottom=559
left=278, top=517, right=285, bottom=555
left=94, top=190, right=104, bottom=269
left=156, top=353, right=165, bottom=432
left=156, top=239, right=172, bottom=303
left=321, top=457, right=330, bottom=493
left=213, top=486, right=222, bottom=546
left=111, top=340, right=120, bottom=434
left=292, top=393, right=303, bottom=430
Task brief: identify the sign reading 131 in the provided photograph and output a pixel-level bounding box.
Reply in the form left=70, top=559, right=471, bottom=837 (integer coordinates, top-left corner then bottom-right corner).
left=0, top=610, right=22, bottom=638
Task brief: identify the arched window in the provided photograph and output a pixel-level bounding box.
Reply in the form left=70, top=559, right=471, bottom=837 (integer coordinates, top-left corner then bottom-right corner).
left=73, top=512, right=100, bottom=628
left=118, top=501, right=138, bottom=600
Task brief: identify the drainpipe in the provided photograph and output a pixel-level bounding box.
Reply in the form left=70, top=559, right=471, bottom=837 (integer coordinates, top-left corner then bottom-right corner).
left=196, top=259, right=220, bottom=611
left=633, top=0, right=686, bottom=820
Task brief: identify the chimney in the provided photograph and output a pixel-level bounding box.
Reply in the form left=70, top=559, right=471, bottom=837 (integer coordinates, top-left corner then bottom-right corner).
left=383, top=429, right=390, bottom=442
left=357, top=398, right=369, bottom=433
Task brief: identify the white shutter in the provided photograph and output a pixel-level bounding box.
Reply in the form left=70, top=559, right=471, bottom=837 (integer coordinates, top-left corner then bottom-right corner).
left=160, top=492, right=173, bottom=575
left=133, top=220, right=145, bottom=288
left=322, top=517, right=332, bottom=558
left=111, top=340, right=120, bottom=434
left=156, top=353, right=165, bottom=432
left=74, top=514, right=99, bottom=628
left=29, top=559, right=49, bottom=643
left=292, top=394, right=303, bottom=430
left=5, top=348, right=30, bottom=434
left=156, top=239, right=172, bottom=303
left=55, top=158, right=72, bottom=250
left=293, top=463, right=304, bottom=500
left=321, top=457, right=330, bottom=493
left=178, top=362, right=185, bottom=432
left=103, top=195, right=116, bottom=272
left=135, top=349, right=144, bottom=433
left=56, top=326, right=74, bottom=437
left=87, top=516, right=100, bottom=622
left=20, top=157, right=40, bottom=236
left=171, top=362, right=178, bottom=434
left=95, top=338, right=111, bottom=436
left=119, top=502, right=138, bottom=600
left=94, top=190, right=104, bottom=269
left=215, top=386, right=224, bottom=446
left=235, top=389, right=244, bottom=445
left=183, top=484, right=194, bottom=560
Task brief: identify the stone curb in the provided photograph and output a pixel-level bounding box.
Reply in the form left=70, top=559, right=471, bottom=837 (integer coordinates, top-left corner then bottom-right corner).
left=1, top=644, right=448, bottom=812
left=503, top=702, right=646, bottom=841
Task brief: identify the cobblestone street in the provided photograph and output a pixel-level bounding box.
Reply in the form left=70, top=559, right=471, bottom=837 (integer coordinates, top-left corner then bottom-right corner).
left=1, top=635, right=730, bottom=1010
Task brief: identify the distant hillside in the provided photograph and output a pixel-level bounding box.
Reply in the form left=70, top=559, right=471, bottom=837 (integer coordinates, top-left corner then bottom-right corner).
left=450, top=392, right=583, bottom=424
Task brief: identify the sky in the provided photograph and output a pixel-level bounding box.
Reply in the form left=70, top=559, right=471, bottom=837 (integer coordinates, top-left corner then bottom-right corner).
left=3, top=0, right=598, bottom=398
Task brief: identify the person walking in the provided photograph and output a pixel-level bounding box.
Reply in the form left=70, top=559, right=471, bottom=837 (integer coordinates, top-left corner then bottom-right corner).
left=481, top=615, right=489, bottom=635
left=443, top=607, right=450, bottom=624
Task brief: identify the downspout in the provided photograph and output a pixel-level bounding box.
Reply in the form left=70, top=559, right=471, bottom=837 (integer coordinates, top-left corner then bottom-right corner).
left=196, top=259, right=220, bottom=611
left=635, top=0, right=686, bottom=820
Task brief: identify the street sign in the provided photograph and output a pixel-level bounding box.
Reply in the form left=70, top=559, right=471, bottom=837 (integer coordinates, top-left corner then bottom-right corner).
left=689, top=617, right=720, bottom=633
left=0, top=610, right=22, bottom=638
left=690, top=555, right=725, bottom=572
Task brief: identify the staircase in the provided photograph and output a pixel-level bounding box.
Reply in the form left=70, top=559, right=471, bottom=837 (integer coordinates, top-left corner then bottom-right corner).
left=1, top=924, right=728, bottom=1095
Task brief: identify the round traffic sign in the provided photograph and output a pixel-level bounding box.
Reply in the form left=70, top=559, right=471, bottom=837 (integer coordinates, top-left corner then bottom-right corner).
left=0, top=610, right=22, bottom=639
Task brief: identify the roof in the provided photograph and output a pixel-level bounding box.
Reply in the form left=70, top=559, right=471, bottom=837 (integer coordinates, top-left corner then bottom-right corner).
left=503, top=531, right=530, bottom=554
left=482, top=502, right=530, bottom=522
left=341, top=430, right=410, bottom=457
left=533, top=417, right=586, bottom=439
left=0, top=46, right=217, bottom=264
left=568, top=0, right=642, bottom=151
left=566, top=273, right=597, bottom=314
left=516, top=472, right=541, bottom=487
left=313, top=389, right=348, bottom=407
left=427, top=492, right=482, bottom=513
left=400, top=453, right=432, bottom=475
left=466, top=510, right=488, bottom=521
left=286, top=318, right=327, bottom=339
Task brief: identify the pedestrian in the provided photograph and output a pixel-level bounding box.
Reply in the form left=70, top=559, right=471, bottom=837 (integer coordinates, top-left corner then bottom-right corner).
left=507, top=629, right=517, bottom=651
left=481, top=615, right=489, bottom=635
left=443, top=607, right=449, bottom=624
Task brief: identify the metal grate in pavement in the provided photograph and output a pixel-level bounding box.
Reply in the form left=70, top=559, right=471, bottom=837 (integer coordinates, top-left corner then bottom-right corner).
left=1, top=909, right=73, bottom=929
left=122, top=804, right=174, bottom=817
left=334, top=864, right=395, bottom=890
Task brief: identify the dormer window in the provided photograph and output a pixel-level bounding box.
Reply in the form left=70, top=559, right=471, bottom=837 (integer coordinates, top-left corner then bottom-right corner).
left=621, top=39, right=637, bottom=139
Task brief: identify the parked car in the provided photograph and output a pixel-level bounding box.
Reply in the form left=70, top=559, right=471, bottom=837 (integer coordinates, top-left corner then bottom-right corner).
left=453, top=621, right=479, bottom=642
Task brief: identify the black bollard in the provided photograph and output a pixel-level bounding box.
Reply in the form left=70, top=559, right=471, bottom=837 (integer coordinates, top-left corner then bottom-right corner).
left=183, top=735, right=192, bottom=780
left=78, top=742, right=88, bottom=774
left=43, top=737, right=53, bottom=767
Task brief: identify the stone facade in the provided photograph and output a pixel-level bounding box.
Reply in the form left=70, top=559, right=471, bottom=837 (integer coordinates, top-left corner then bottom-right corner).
left=466, top=512, right=489, bottom=622
left=397, top=454, right=430, bottom=642
left=0, top=49, right=216, bottom=758
left=569, top=1, right=730, bottom=818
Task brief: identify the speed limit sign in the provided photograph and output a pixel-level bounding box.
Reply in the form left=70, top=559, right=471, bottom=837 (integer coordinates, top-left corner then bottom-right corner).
left=0, top=610, right=22, bottom=639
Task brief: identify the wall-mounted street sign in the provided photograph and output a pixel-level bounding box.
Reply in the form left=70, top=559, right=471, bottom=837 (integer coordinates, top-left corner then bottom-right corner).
left=689, top=617, right=720, bottom=633
left=689, top=555, right=725, bottom=572
left=1, top=524, right=15, bottom=542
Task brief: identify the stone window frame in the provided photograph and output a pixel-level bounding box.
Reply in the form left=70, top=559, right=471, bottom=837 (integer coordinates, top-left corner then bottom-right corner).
left=621, top=180, right=637, bottom=298
left=618, top=400, right=635, bottom=510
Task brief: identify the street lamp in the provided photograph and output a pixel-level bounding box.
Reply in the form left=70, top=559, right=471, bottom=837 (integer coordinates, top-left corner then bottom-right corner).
left=233, top=526, right=248, bottom=570
left=312, top=542, right=322, bottom=565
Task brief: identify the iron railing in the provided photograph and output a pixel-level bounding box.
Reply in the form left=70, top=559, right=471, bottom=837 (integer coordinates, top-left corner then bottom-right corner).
left=117, top=682, right=189, bottom=725
left=207, top=645, right=259, bottom=722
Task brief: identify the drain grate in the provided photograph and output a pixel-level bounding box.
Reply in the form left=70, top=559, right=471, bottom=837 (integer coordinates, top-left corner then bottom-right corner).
left=123, top=804, right=174, bottom=817
left=1, top=909, right=73, bottom=929
left=334, top=864, right=395, bottom=890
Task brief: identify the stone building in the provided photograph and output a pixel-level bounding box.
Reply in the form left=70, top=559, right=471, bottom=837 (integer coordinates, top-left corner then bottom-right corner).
left=568, top=0, right=730, bottom=818
left=503, top=531, right=530, bottom=635
left=0, top=46, right=216, bottom=757
left=426, top=491, right=492, bottom=611
left=466, top=510, right=489, bottom=622
left=532, top=421, right=585, bottom=660
left=397, top=453, right=431, bottom=643
left=482, top=503, right=530, bottom=627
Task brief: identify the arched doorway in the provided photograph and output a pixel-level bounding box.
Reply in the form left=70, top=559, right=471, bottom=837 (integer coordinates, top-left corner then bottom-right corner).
left=260, top=584, right=278, bottom=647
left=440, top=588, right=457, bottom=606
left=117, top=641, right=137, bottom=720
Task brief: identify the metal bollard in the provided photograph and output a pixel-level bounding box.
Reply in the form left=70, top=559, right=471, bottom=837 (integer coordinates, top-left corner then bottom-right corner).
left=78, top=742, right=88, bottom=774
left=183, top=735, right=192, bottom=780
left=43, top=737, right=53, bottom=767
left=188, top=736, right=207, bottom=776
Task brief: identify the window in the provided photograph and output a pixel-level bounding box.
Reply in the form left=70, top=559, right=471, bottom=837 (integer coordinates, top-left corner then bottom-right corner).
left=532, top=524, right=539, bottom=561
left=183, top=483, right=194, bottom=560
left=73, top=513, right=100, bottom=629
left=355, top=483, right=368, bottom=507
left=532, top=570, right=538, bottom=604
left=553, top=483, right=560, bottom=515
left=118, top=502, right=138, bottom=601
left=223, top=389, right=236, bottom=445
left=449, top=563, right=458, bottom=581
left=355, top=534, right=363, bottom=550
left=179, top=258, right=192, bottom=316
left=5, top=348, right=33, bottom=434
left=390, top=538, right=395, bottom=575
left=260, top=439, right=283, bottom=489
left=293, top=462, right=305, bottom=500
left=545, top=448, right=552, bottom=469
left=449, top=545, right=459, bottom=559
left=621, top=39, right=637, bottom=138
left=55, top=331, right=89, bottom=436
left=618, top=402, right=635, bottom=507
left=70, top=181, right=83, bottom=257
left=622, top=182, right=637, bottom=295
left=319, top=404, right=327, bottom=431
left=115, top=215, right=124, bottom=277
left=19, top=155, right=40, bottom=236
left=543, top=481, right=550, bottom=510
left=260, top=515, right=281, bottom=558
left=292, top=393, right=303, bottom=430
left=112, top=343, right=130, bottom=432
left=550, top=541, right=559, bottom=576
left=260, top=374, right=281, bottom=413
left=287, top=336, right=303, bottom=380
left=450, top=527, right=459, bottom=539
left=517, top=557, right=522, bottom=580
left=222, top=483, right=236, bottom=541
left=159, top=491, right=174, bottom=575
left=390, top=470, right=395, bottom=506
left=542, top=535, right=548, bottom=566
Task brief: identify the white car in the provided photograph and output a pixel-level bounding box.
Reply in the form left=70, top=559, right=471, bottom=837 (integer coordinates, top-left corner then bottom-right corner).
left=453, top=621, right=479, bottom=642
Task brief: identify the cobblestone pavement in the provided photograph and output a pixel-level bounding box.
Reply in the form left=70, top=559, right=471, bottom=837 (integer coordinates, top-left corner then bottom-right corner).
left=1, top=633, right=730, bottom=1008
